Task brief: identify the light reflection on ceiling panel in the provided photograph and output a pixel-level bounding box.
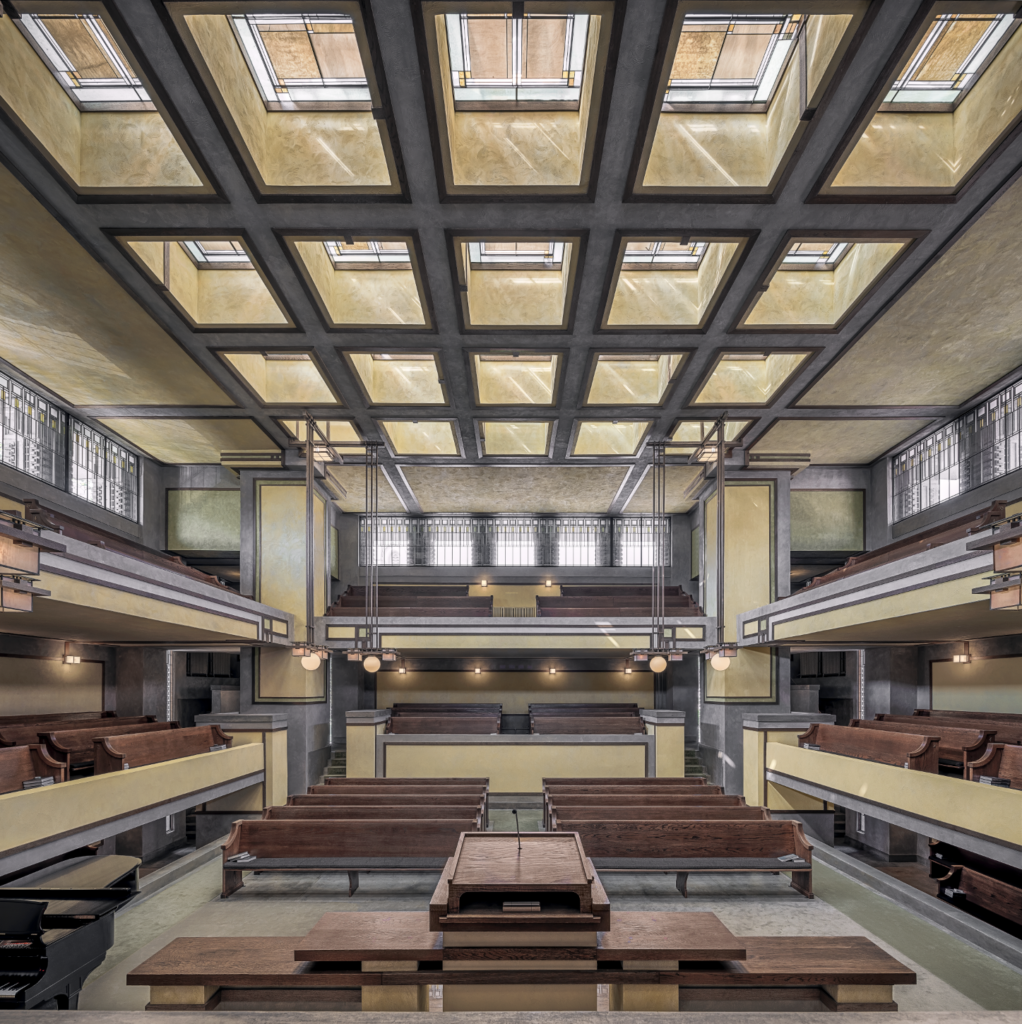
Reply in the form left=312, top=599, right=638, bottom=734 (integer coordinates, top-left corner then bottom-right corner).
left=480, top=421, right=552, bottom=456
left=624, top=464, right=704, bottom=513
left=585, top=353, right=685, bottom=405
left=379, top=419, right=460, bottom=456
left=346, top=353, right=446, bottom=405
left=97, top=417, right=276, bottom=464
left=693, top=351, right=810, bottom=406
left=0, top=164, right=229, bottom=407
left=471, top=353, right=560, bottom=405
left=221, top=352, right=337, bottom=405
left=572, top=420, right=652, bottom=457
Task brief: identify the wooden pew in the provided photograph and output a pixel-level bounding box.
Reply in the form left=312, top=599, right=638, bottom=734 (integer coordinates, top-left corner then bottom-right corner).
left=0, top=744, right=66, bottom=793
left=967, top=743, right=1022, bottom=787
left=221, top=819, right=477, bottom=897
left=391, top=705, right=501, bottom=716
left=0, top=710, right=115, bottom=726
left=550, top=805, right=770, bottom=828
left=933, top=864, right=1022, bottom=927
left=531, top=717, right=645, bottom=735
left=387, top=716, right=500, bottom=735
left=290, top=794, right=486, bottom=807
left=556, top=820, right=814, bottom=897
left=908, top=710, right=1022, bottom=745
left=0, top=715, right=154, bottom=748
left=797, top=723, right=939, bottom=772
left=43, top=721, right=179, bottom=772
left=264, top=805, right=484, bottom=829
left=544, top=777, right=709, bottom=786
left=543, top=792, right=737, bottom=829
left=851, top=719, right=994, bottom=767
left=320, top=776, right=489, bottom=785
left=94, top=724, right=232, bottom=774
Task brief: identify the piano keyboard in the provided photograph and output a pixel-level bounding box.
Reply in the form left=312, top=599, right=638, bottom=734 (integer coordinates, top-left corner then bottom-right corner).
left=0, top=975, right=36, bottom=998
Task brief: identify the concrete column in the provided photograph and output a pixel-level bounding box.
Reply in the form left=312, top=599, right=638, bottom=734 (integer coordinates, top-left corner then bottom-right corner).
left=640, top=709, right=686, bottom=777
left=331, top=655, right=362, bottom=743
left=115, top=648, right=171, bottom=719
left=863, top=647, right=919, bottom=719
left=657, top=657, right=699, bottom=745
left=346, top=709, right=391, bottom=777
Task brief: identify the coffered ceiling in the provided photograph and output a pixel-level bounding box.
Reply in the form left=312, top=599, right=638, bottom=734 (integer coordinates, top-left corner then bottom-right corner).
left=1, top=0, right=1022, bottom=515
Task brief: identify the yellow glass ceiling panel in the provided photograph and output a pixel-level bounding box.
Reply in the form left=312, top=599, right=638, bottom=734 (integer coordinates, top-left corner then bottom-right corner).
left=481, top=421, right=551, bottom=456
left=694, top=352, right=809, bottom=406
left=348, top=353, right=445, bottom=405
left=462, top=241, right=574, bottom=327
left=97, top=417, right=276, bottom=464
left=586, top=353, right=685, bottom=405
left=380, top=420, right=458, bottom=456
left=572, top=420, right=651, bottom=457
left=671, top=419, right=751, bottom=444
left=473, top=353, right=559, bottom=405
left=223, top=352, right=336, bottom=405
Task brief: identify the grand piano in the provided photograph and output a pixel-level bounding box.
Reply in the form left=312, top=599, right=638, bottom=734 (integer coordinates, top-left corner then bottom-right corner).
left=0, top=854, right=139, bottom=1010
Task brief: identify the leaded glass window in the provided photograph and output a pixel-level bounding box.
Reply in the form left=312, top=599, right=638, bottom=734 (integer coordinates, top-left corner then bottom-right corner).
left=467, top=241, right=564, bottom=268
left=0, top=375, right=66, bottom=488
left=70, top=420, right=139, bottom=522
left=230, top=13, right=370, bottom=110
left=780, top=242, right=849, bottom=271
left=445, top=13, right=590, bottom=109
left=664, top=13, right=804, bottom=108
left=621, top=241, right=708, bottom=269
left=324, top=240, right=411, bottom=268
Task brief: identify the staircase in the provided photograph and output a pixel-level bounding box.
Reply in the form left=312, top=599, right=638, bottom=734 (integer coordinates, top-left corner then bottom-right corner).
left=324, top=747, right=347, bottom=779
left=684, top=747, right=708, bottom=779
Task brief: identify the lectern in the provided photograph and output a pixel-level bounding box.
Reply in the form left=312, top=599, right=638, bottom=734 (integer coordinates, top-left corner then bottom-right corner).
left=429, top=832, right=609, bottom=1009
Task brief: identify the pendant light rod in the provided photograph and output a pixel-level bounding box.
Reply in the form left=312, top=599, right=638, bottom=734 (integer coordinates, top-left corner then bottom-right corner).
left=305, top=411, right=316, bottom=651
left=716, top=411, right=727, bottom=649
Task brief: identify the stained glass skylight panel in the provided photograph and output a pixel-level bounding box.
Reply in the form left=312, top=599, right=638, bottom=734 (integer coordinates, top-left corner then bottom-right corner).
left=664, top=13, right=804, bottom=107
left=467, top=241, right=564, bottom=268
left=181, top=241, right=252, bottom=267
left=780, top=242, right=849, bottom=271
left=19, top=14, right=153, bottom=110
left=883, top=13, right=1015, bottom=107
left=324, top=240, right=411, bottom=267
left=230, top=13, right=370, bottom=109
left=622, top=241, right=708, bottom=269
left=445, top=13, right=589, bottom=108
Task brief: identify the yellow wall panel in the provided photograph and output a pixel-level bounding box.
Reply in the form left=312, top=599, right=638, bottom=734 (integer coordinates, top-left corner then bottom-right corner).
left=0, top=657, right=102, bottom=716
left=931, top=657, right=1022, bottom=714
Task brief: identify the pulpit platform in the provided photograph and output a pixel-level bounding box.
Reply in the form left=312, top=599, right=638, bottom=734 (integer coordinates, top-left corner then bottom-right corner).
left=128, top=833, right=915, bottom=1012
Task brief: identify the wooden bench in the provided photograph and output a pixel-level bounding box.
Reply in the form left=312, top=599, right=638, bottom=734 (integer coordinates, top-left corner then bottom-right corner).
left=0, top=744, right=66, bottom=793
left=42, top=721, right=179, bottom=772
left=798, top=722, right=939, bottom=772
left=320, top=776, right=489, bottom=785
left=392, top=704, right=501, bottom=716
left=933, top=863, right=1022, bottom=927
left=294, top=793, right=486, bottom=806
left=387, top=716, right=500, bottom=735
left=852, top=718, right=994, bottom=766
left=221, top=819, right=477, bottom=897
left=551, top=805, right=770, bottom=828
left=560, top=820, right=814, bottom=897
left=909, top=710, right=1022, bottom=745
left=0, top=715, right=154, bottom=748
left=0, top=710, right=115, bottom=726
left=532, top=717, right=645, bottom=735
left=543, top=776, right=710, bottom=786
left=542, top=786, right=725, bottom=828
left=967, top=742, right=1022, bottom=787
left=264, top=805, right=484, bottom=829
left=531, top=703, right=640, bottom=714
left=94, top=724, right=232, bottom=774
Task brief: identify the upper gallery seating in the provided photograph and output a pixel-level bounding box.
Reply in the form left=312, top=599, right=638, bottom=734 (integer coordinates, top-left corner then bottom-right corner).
left=537, top=585, right=702, bottom=617
left=386, top=703, right=502, bottom=735
left=530, top=703, right=645, bottom=735
left=93, top=724, right=232, bottom=773
left=911, top=709, right=1022, bottom=744
left=0, top=743, right=66, bottom=793
left=797, top=722, right=940, bottom=772
left=22, top=499, right=230, bottom=590
left=0, top=715, right=155, bottom=747
left=326, top=584, right=492, bottom=617
left=42, top=721, right=180, bottom=773
left=851, top=718, right=994, bottom=769
left=968, top=744, right=1022, bottom=788
left=804, top=500, right=1007, bottom=591
left=0, top=711, right=116, bottom=726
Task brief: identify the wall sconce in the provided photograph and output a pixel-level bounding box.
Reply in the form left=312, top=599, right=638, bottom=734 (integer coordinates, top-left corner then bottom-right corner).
left=545, top=580, right=552, bottom=587
left=63, top=642, right=80, bottom=665
left=398, top=666, right=406, bottom=674
left=480, top=579, right=488, bottom=587
left=549, top=666, right=557, bottom=675
left=474, top=667, right=481, bottom=674
left=953, top=641, right=971, bottom=664
left=624, top=667, right=632, bottom=675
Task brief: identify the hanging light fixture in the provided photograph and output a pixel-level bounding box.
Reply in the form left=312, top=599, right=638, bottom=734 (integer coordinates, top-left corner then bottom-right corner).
left=294, top=412, right=329, bottom=670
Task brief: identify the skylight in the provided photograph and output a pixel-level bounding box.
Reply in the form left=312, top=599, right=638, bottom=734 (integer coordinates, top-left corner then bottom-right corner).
left=19, top=13, right=153, bottom=110
left=444, top=12, right=590, bottom=109
left=480, top=421, right=552, bottom=457
left=586, top=353, right=685, bottom=406
left=324, top=240, right=410, bottom=267
left=230, top=13, right=370, bottom=110
left=882, top=13, right=1016, bottom=108
left=664, top=12, right=804, bottom=108
left=379, top=420, right=459, bottom=456
left=472, top=353, right=559, bottom=405
left=622, top=241, right=707, bottom=269
left=780, top=242, right=849, bottom=271
left=347, top=353, right=446, bottom=405
left=468, top=241, right=564, bottom=269
left=181, top=240, right=252, bottom=268
left=572, top=421, right=652, bottom=457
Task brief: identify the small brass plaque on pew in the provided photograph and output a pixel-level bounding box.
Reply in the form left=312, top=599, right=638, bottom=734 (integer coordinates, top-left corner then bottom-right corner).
left=21, top=775, right=54, bottom=789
